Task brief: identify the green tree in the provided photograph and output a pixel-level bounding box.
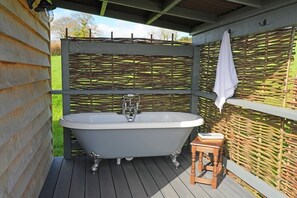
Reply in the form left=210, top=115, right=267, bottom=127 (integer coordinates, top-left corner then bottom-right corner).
left=72, top=14, right=96, bottom=37
left=51, top=13, right=99, bottom=38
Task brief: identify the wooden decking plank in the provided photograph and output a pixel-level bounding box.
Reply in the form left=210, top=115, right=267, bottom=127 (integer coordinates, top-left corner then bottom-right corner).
left=133, top=158, right=164, bottom=198
left=99, top=160, right=116, bottom=198
left=52, top=158, right=74, bottom=198
left=163, top=156, right=211, bottom=198
left=220, top=176, right=255, bottom=198
left=41, top=154, right=254, bottom=198
left=178, top=152, right=226, bottom=198
left=69, top=157, right=86, bottom=198
left=110, top=159, right=132, bottom=198
left=85, top=157, right=101, bottom=198
left=181, top=150, right=252, bottom=198
left=38, top=157, right=63, bottom=198
left=122, top=160, right=148, bottom=198
left=153, top=157, right=195, bottom=198
left=143, top=158, right=179, bottom=198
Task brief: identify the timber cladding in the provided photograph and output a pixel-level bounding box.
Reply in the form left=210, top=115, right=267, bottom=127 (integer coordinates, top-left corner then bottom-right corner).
left=199, top=27, right=297, bottom=198
left=0, top=0, right=52, bottom=197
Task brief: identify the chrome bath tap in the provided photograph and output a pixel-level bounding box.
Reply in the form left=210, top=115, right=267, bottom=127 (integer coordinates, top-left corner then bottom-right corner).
left=122, top=94, right=140, bottom=122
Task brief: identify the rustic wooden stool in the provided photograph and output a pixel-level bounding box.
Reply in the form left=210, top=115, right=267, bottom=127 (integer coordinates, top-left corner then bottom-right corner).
left=190, top=136, right=224, bottom=189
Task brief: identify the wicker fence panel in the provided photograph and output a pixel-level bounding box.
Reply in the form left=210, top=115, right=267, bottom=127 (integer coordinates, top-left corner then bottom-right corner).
left=67, top=39, right=192, bottom=155
left=70, top=94, right=190, bottom=113
left=198, top=97, right=297, bottom=197
left=69, top=55, right=192, bottom=90
left=199, top=28, right=296, bottom=107
left=198, top=27, right=297, bottom=197
left=281, top=120, right=297, bottom=198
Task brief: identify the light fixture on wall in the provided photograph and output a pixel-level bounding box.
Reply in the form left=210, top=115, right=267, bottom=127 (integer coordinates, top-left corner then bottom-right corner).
left=27, top=0, right=56, bottom=23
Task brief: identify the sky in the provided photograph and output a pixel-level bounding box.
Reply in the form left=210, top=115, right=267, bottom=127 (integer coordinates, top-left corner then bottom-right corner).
left=51, top=8, right=189, bottom=40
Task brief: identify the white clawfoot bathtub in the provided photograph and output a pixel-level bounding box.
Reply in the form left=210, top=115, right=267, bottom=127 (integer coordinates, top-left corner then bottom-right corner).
left=60, top=112, right=204, bottom=171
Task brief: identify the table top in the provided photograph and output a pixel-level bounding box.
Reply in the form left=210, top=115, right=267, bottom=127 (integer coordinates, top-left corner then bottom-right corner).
left=190, top=136, right=224, bottom=148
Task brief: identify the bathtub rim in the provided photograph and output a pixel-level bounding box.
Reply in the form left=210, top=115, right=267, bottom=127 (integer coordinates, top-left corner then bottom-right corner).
left=60, top=112, right=204, bottom=130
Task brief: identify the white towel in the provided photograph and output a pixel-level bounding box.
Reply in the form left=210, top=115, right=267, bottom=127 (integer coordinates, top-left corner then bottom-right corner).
left=213, top=31, right=238, bottom=113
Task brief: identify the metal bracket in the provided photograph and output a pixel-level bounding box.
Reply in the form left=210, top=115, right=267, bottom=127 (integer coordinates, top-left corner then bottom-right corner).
left=170, top=149, right=181, bottom=169
left=89, top=152, right=102, bottom=174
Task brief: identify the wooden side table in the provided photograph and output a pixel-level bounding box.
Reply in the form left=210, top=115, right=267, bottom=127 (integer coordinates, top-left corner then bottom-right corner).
left=190, top=136, right=224, bottom=189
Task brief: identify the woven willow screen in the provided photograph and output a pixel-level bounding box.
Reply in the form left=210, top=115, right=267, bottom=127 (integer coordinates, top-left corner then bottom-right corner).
left=199, top=27, right=297, bottom=197
left=67, top=38, right=192, bottom=154
left=68, top=39, right=192, bottom=113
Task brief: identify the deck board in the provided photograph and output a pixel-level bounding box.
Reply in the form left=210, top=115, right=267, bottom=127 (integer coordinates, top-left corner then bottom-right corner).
left=122, top=160, right=148, bottom=198
left=39, top=157, right=63, bottom=198
left=163, top=156, right=211, bottom=198
left=110, top=159, right=132, bottom=198
left=99, top=160, right=116, bottom=198
left=40, top=151, right=255, bottom=198
left=133, top=158, right=164, bottom=198
left=85, top=157, right=100, bottom=198
left=143, top=158, right=179, bottom=198
left=153, top=157, right=195, bottom=198
left=69, top=157, right=86, bottom=198
left=52, top=158, right=74, bottom=198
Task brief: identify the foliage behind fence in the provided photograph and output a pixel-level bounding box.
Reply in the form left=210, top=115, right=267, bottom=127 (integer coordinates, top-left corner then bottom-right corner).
left=198, top=27, right=297, bottom=197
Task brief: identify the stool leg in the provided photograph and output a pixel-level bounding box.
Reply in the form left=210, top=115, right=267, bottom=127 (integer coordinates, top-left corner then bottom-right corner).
left=190, top=146, right=196, bottom=185
left=218, top=148, right=223, bottom=173
left=212, top=149, right=219, bottom=189
left=198, top=151, right=203, bottom=172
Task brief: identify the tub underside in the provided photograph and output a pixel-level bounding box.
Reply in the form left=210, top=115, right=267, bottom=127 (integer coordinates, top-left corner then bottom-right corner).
left=73, top=128, right=193, bottom=159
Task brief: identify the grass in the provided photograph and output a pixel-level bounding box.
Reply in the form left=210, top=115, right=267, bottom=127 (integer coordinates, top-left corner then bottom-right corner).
left=51, top=55, right=63, bottom=156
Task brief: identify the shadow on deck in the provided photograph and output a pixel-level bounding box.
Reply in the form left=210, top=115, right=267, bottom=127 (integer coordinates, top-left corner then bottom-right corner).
left=39, top=149, right=254, bottom=198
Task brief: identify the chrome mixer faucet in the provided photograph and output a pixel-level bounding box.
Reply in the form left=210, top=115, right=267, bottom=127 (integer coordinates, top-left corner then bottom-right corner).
left=122, top=94, right=140, bottom=122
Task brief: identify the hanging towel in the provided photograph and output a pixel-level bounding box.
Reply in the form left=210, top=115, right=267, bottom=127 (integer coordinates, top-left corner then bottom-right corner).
left=213, top=30, right=238, bottom=113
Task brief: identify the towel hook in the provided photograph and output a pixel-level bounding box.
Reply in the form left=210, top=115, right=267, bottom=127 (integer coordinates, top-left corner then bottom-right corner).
left=259, top=19, right=267, bottom=26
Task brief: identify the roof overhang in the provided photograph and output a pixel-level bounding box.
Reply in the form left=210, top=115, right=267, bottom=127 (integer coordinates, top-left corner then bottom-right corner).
left=51, top=0, right=297, bottom=35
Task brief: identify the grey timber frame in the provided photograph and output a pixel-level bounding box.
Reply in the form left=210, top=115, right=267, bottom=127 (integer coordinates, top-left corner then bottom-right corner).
left=60, top=39, right=196, bottom=159
left=61, top=40, right=72, bottom=159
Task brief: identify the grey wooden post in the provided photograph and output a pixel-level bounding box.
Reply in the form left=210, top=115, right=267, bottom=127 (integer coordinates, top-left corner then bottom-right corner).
left=61, top=39, right=72, bottom=159
left=189, top=46, right=201, bottom=141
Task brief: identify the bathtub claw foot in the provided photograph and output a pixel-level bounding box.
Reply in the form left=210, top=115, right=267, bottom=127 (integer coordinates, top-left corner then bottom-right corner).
left=170, top=149, right=181, bottom=169
left=89, top=152, right=102, bottom=174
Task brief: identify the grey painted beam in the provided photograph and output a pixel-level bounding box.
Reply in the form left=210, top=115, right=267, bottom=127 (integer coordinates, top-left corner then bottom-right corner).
left=61, top=39, right=72, bottom=159
left=190, top=46, right=200, bottom=114
left=52, top=0, right=100, bottom=16
left=223, top=157, right=287, bottom=198
left=191, top=0, right=297, bottom=37
left=51, top=89, right=191, bottom=95
left=146, top=0, right=182, bottom=25
left=52, top=0, right=191, bottom=32
left=193, top=91, right=297, bottom=121
left=192, top=90, right=216, bottom=100
left=67, top=40, right=193, bottom=56
left=189, top=46, right=200, bottom=141
left=226, top=0, right=262, bottom=8
left=101, top=0, right=216, bottom=23
left=169, top=7, right=217, bottom=23
left=100, top=1, right=108, bottom=16
left=105, top=9, right=191, bottom=32
left=227, top=98, right=297, bottom=121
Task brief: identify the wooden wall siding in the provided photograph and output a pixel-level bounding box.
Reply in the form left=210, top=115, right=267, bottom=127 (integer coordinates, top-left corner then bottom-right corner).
left=198, top=27, right=297, bottom=198
left=0, top=0, right=52, bottom=197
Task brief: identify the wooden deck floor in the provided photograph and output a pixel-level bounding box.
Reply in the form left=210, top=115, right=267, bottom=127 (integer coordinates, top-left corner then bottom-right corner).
left=39, top=150, right=254, bottom=198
